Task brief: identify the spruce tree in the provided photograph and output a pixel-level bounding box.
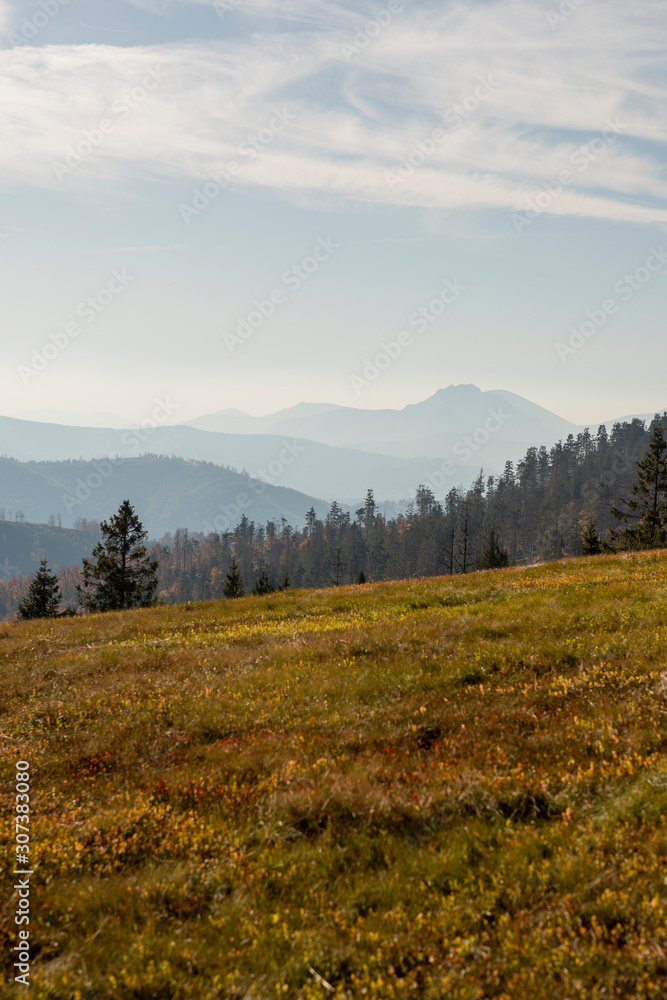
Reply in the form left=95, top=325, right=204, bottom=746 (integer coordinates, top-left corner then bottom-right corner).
left=77, top=500, right=158, bottom=612
left=611, top=420, right=667, bottom=550
left=356, top=570, right=367, bottom=584
left=581, top=517, right=602, bottom=555
left=252, top=570, right=275, bottom=596
left=17, top=560, right=62, bottom=620
left=480, top=527, right=510, bottom=569
left=330, top=547, right=343, bottom=586
left=223, top=557, right=244, bottom=598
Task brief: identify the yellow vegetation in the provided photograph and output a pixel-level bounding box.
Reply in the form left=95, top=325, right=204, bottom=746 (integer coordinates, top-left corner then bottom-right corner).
left=1, top=552, right=667, bottom=997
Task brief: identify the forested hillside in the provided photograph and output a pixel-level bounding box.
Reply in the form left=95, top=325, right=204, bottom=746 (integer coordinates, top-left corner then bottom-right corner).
left=155, top=417, right=661, bottom=601
left=0, top=454, right=329, bottom=534
left=0, top=417, right=660, bottom=618
left=0, top=518, right=100, bottom=577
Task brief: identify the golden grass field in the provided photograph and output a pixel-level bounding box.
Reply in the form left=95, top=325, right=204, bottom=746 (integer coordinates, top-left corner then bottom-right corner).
left=2, top=552, right=667, bottom=998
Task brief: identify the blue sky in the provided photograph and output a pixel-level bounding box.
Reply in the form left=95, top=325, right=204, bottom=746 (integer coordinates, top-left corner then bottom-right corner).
left=1, top=0, right=666, bottom=426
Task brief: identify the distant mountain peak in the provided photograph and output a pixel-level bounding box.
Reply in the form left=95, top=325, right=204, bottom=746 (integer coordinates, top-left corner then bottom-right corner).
left=413, top=384, right=484, bottom=411
left=438, top=384, right=482, bottom=395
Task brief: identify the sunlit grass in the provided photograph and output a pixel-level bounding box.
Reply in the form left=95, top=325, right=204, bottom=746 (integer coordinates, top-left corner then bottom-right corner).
left=2, top=552, right=667, bottom=997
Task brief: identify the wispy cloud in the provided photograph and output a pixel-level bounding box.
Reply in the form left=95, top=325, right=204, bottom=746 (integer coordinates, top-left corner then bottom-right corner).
left=90, top=244, right=190, bottom=252
left=0, top=0, right=12, bottom=34
left=1, top=0, right=667, bottom=225
left=133, top=0, right=357, bottom=25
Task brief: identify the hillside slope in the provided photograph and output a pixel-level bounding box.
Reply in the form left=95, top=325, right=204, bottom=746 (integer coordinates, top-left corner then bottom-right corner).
left=0, top=455, right=330, bottom=535
left=0, top=520, right=100, bottom=579
left=0, top=416, right=437, bottom=503
left=1, top=553, right=667, bottom=997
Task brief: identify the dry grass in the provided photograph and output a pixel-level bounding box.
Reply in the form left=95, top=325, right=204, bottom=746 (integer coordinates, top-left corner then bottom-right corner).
left=1, top=553, right=667, bottom=997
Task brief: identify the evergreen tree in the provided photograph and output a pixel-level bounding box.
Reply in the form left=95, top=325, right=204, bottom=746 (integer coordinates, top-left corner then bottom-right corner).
left=415, top=484, right=437, bottom=518
left=363, top=489, right=377, bottom=531
left=480, top=528, right=510, bottom=569
left=223, top=557, right=244, bottom=598
left=330, top=547, right=343, bottom=586
left=252, top=570, right=275, bottom=596
left=541, top=528, right=565, bottom=561
left=581, top=517, right=602, bottom=555
left=305, top=507, right=317, bottom=535
left=17, top=559, right=62, bottom=620
left=440, top=525, right=456, bottom=576
left=77, top=500, right=158, bottom=612
left=611, top=420, right=667, bottom=550
left=458, top=504, right=470, bottom=573
left=356, top=570, right=367, bottom=584
left=100, top=413, right=667, bottom=616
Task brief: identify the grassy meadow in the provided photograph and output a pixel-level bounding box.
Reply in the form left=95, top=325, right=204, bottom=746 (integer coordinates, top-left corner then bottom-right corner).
left=2, top=551, right=667, bottom=998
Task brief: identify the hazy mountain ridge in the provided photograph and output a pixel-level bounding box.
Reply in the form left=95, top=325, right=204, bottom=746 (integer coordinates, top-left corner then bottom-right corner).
left=0, top=417, right=443, bottom=503
left=0, top=456, right=330, bottom=536
left=3, top=388, right=665, bottom=536
left=185, top=385, right=581, bottom=460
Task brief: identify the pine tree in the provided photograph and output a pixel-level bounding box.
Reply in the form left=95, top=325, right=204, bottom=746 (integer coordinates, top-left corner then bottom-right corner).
left=252, top=570, right=275, bottom=596
left=355, top=570, right=367, bottom=584
left=611, top=420, right=667, bottom=550
left=331, top=547, right=343, bottom=586
left=305, top=507, right=317, bottom=535
left=363, top=489, right=377, bottom=531
left=17, top=560, right=62, bottom=620
left=458, top=505, right=470, bottom=573
left=440, top=525, right=455, bottom=576
left=541, top=528, right=565, bottom=561
left=415, top=484, right=437, bottom=518
left=77, top=500, right=158, bottom=612
left=480, top=528, right=510, bottom=569
left=223, top=557, right=244, bottom=598
left=581, top=517, right=602, bottom=555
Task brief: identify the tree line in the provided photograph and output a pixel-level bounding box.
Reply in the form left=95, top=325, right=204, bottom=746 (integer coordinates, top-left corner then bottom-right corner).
left=8, top=415, right=667, bottom=619
left=152, top=416, right=667, bottom=600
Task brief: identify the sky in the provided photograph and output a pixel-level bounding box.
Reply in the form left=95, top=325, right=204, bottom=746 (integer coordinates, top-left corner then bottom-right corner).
left=1, top=0, right=666, bottom=427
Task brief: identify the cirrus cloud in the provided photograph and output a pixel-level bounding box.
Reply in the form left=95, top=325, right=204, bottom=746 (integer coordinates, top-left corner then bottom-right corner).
left=0, top=0, right=666, bottom=226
